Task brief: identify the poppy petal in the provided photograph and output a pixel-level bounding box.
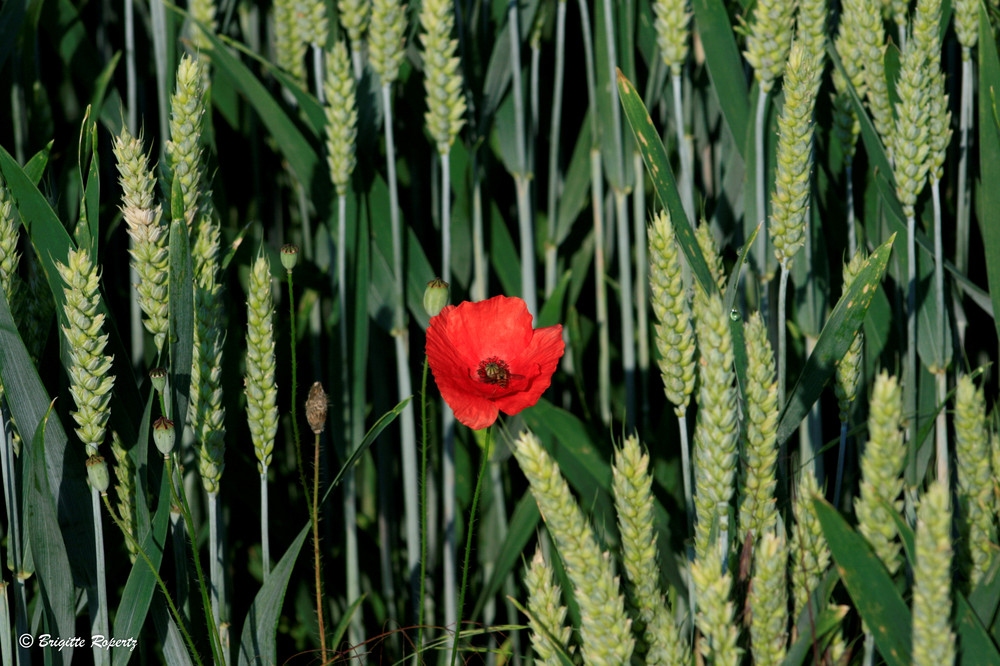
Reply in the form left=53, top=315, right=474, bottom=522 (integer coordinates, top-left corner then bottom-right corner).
left=425, top=295, right=564, bottom=430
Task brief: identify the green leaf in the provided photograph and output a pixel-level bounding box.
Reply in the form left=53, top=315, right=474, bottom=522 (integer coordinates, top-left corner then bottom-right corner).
left=617, top=69, right=718, bottom=297
left=23, top=404, right=77, bottom=666
left=813, top=497, right=912, bottom=666
left=237, top=524, right=309, bottom=666
left=112, top=464, right=173, bottom=666
left=782, top=569, right=845, bottom=666
left=691, top=0, right=750, bottom=149
left=0, top=271, right=94, bottom=586
left=977, top=3, right=1000, bottom=351
left=327, top=397, right=412, bottom=493
left=168, top=218, right=194, bottom=426
left=472, top=493, right=540, bottom=618
left=777, top=234, right=896, bottom=446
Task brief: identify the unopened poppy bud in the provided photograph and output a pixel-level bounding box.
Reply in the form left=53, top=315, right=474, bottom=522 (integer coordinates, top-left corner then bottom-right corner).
left=423, top=278, right=450, bottom=317
left=149, top=367, right=167, bottom=393
left=305, top=382, right=328, bottom=434
left=153, top=416, right=175, bottom=456
left=280, top=244, right=299, bottom=272
left=87, top=455, right=110, bottom=493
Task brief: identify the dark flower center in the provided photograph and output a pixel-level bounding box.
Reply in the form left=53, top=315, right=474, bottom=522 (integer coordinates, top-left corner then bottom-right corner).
left=477, top=357, right=511, bottom=388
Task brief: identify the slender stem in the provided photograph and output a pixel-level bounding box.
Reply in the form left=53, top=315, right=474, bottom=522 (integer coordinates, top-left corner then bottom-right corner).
left=834, top=420, right=849, bottom=509
left=101, top=491, right=205, bottom=666
left=168, top=455, right=224, bottom=664
left=443, top=151, right=454, bottom=287
left=91, top=488, right=110, bottom=666
left=754, top=88, right=769, bottom=287
left=672, top=71, right=694, bottom=223
left=313, top=45, right=325, bottom=104
left=442, top=408, right=457, bottom=631
left=846, top=163, right=857, bottom=256
left=906, top=213, right=917, bottom=467
left=633, top=150, right=649, bottom=427
left=545, top=0, right=568, bottom=297
left=592, top=150, right=610, bottom=424
left=956, top=54, right=973, bottom=276
left=932, top=179, right=948, bottom=483
left=778, top=265, right=790, bottom=408
left=208, top=491, right=226, bottom=664
left=382, top=82, right=419, bottom=617
left=471, top=158, right=486, bottom=301
left=418, top=356, right=430, bottom=658
left=508, top=1, right=538, bottom=317
left=614, top=191, right=636, bottom=431
left=450, top=426, right=492, bottom=666
left=260, top=469, right=270, bottom=580
left=312, top=432, right=327, bottom=661
left=287, top=270, right=311, bottom=515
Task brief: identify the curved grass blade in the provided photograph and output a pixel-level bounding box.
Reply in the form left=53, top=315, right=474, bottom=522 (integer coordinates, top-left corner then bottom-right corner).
left=112, top=462, right=173, bottom=666
left=978, top=2, right=1000, bottom=350
left=237, top=524, right=309, bottom=666
left=506, top=596, right=576, bottom=666
left=24, top=402, right=77, bottom=665
left=327, top=396, right=411, bottom=492
left=777, top=234, right=896, bottom=446
left=691, top=0, right=750, bottom=149
left=618, top=69, right=716, bottom=297
left=812, top=498, right=911, bottom=666
left=782, top=569, right=844, bottom=666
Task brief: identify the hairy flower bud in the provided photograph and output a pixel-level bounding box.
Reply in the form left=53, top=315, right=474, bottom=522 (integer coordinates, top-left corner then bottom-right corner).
left=306, top=382, right=328, bottom=434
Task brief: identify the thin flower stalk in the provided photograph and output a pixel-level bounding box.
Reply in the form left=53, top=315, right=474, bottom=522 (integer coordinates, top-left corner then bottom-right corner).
left=513, top=431, right=634, bottom=665
left=834, top=250, right=866, bottom=508
left=914, top=0, right=952, bottom=483
left=58, top=247, right=115, bottom=666
left=544, top=0, right=568, bottom=297
left=114, top=127, right=169, bottom=354
left=955, top=0, right=977, bottom=280
left=771, top=41, right=822, bottom=423
left=692, top=287, right=740, bottom=561
left=305, top=382, right=329, bottom=661
left=524, top=548, right=573, bottom=665
left=749, top=526, right=788, bottom=666
left=323, top=38, right=362, bottom=645
left=955, top=374, right=995, bottom=585
left=741, top=0, right=795, bottom=286
left=691, top=545, right=740, bottom=666
left=912, top=480, right=955, bottom=666
left=740, top=312, right=779, bottom=542
left=245, top=254, right=278, bottom=578
left=613, top=436, right=688, bottom=664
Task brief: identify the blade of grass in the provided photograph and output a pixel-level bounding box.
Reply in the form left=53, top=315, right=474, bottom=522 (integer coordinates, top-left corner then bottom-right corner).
left=977, top=3, right=1000, bottom=351
left=813, top=498, right=911, bottom=666
left=237, top=524, right=309, bottom=666
left=777, top=234, right=896, bottom=446
left=690, top=0, right=750, bottom=149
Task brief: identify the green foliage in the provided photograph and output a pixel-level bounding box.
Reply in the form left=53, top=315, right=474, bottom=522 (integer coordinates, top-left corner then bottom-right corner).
left=0, top=0, right=998, bottom=661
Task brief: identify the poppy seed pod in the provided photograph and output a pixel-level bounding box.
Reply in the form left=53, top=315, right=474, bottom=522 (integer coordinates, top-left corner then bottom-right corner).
left=423, top=278, right=450, bottom=317
left=306, top=382, right=328, bottom=434
left=87, top=455, right=110, bottom=493
left=149, top=367, right=167, bottom=393
left=153, top=416, right=175, bottom=456
left=280, top=244, right=299, bottom=272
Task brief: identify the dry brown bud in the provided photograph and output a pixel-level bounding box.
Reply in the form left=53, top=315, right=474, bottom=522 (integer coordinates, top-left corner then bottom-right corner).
left=305, top=382, right=328, bottom=434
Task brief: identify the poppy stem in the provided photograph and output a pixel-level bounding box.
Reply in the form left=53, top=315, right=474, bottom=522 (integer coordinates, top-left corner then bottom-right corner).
left=286, top=268, right=312, bottom=516
left=451, top=426, right=492, bottom=666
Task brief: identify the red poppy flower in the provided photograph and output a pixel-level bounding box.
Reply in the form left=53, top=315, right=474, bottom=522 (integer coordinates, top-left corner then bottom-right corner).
left=426, top=295, right=564, bottom=430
